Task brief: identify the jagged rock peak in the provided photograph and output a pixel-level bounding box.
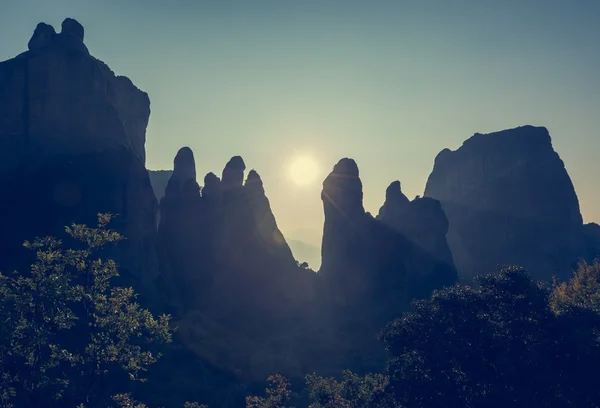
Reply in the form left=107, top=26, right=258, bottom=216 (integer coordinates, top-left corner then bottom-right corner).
left=322, top=158, right=364, bottom=220
left=222, top=156, right=246, bottom=190
left=27, top=19, right=88, bottom=54
left=28, top=23, right=57, bottom=51
left=245, top=169, right=265, bottom=195
left=246, top=169, right=261, bottom=182
left=331, top=158, right=359, bottom=177
left=172, top=147, right=196, bottom=182
left=385, top=181, right=410, bottom=205
left=202, top=172, right=221, bottom=201
left=2, top=19, right=147, bottom=169
left=61, top=18, right=84, bottom=41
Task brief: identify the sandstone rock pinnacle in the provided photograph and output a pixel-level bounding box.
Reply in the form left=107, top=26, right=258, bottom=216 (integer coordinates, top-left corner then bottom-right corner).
left=222, top=156, right=246, bottom=192
left=28, top=22, right=57, bottom=51
left=61, top=18, right=84, bottom=42
left=172, top=147, right=197, bottom=182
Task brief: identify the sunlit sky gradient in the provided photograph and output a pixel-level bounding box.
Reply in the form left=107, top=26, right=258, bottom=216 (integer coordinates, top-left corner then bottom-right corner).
left=2, top=0, right=600, bottom=251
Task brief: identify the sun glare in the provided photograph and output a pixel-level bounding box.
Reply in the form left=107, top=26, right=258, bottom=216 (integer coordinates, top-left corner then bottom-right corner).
left=289, top=155, right=319, bottom=186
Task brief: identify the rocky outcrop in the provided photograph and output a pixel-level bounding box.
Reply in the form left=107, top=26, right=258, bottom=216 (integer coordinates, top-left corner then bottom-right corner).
left=377, top=181, right=454, bottom=267
left=0, top=19, right=158, bottom=288
left=424, top=125, right=587, bottom=281
left=157, top=150, right=321, bottom=380
left=584, top=223, right=600, bottom=262
left=157, top=151, right=309, bottom=312
left=317, top=158, right=457, bottom=375
left=320, top=158, right=457, bottom=319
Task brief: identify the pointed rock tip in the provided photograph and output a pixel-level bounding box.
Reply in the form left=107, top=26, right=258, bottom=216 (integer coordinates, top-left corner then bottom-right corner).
left=204, top=172, right=220, bottom=184
left=174, top=146, right=195, bottom=163
left=385, top=180, right=410, bottom=204
left=172, top=147, right=196, bottom=181
left=28, top=22, right=57, bottom=51
left=332, top=158, right=359, bottom=177
left=202, top=172, right=221, bottom=199
left=247, top=169, right=261, bottom=181
left=225, top=156, right=246, bottom=172
left=387, top=180, right=401, bottom=193
left=61, top=18, right=84, bottom=42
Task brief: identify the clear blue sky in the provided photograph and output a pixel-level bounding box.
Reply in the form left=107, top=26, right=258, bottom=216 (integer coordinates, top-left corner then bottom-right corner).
left=2, top=0, right=599, bottom=249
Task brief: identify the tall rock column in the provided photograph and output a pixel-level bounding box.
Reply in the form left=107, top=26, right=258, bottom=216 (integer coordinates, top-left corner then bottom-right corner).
left=320, top=158, right=457, bottom=311
left=0, top=19, right=158, bottom=289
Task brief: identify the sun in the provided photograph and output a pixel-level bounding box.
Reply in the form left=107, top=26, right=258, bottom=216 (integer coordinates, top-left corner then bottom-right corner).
left=289, top=155, right=319, bottom=186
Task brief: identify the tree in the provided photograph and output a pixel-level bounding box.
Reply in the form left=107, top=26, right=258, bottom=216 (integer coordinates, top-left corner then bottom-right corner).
left=381, top=266, right=600, bottom=408
left=305, top=370, right=390, bottom=408
left=551, top=260, right=600, bottom=314
left=0, top=214, right=172, bottom=407
left=246, top=374, right=293, bottom=408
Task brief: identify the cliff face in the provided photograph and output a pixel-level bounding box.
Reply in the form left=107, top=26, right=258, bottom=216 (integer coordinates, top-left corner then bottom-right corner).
left=0, top=19, right=158, bottom=287
left=584, top=223, right=600, bottom=262
left=157, top=151, right=312, bottom=314
left=424, top=125, right=587, bottom=281
left=157, top=149, right=320, bottom=380
left=320, top=159, right=457, bottom=319
left=377, top=181, right=455, bottom=268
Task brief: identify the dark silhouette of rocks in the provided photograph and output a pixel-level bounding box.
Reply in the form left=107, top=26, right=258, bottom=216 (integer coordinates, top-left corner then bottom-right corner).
left=584, top=222, right=600, bottom=262
left=157, top=150, right=307, bottom=312
left=0, top=19, right=158, bottom=289
left=27, top=23, right=56, bottom=51
left=157, top=150, right=321, bottom=380
left=61, top=18, right=84, bottom=42
left=377, top=181, right=455, bottom=268
left=425, top=125, right=588, bottom=281
left=320, top=158, right=457, bottom=320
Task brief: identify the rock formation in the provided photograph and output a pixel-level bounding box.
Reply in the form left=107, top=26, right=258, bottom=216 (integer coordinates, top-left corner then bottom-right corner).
left=320, top=158, right=457, bottom=319
left=424, top=125, right=588, bottom=281
left=584, top=222, right=600, bottom=262
left=377, top=181, right=454, bottom=267
left=157, top=150, right=321, bottom=380
left=157, top=151, right=311, bottom=312
left=0, top=19, right=158, bottom=288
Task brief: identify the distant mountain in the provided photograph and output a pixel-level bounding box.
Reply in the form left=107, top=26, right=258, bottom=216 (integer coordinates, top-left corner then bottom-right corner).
left=287, top=239, right=321, bottom=270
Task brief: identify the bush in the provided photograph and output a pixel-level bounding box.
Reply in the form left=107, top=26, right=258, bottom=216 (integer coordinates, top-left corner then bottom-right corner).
left=0, top=214, right=172, bottom=407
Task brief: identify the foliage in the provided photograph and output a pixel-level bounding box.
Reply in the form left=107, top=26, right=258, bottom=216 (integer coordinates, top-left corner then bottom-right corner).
left=246, top=374, right=293, bottom=408
left=305, top=370, right=391, bottom=408
left=381, top=265, right=600, bottom=408
left=551, top=260, right=600, bottom=314
left=0, top=214, right=172, bottom=407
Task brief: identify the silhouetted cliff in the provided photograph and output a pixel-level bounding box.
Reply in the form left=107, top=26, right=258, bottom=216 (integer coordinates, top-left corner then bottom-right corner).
left=320, top=158, right=457, bottom=323
left=425, top=126, right=588, bottom=281
left=377, top=180, right=454, bottom=268
left=0, top=18, right=159, bottom=289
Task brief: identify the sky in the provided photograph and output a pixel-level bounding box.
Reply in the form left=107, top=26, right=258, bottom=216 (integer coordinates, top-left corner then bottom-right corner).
left=2, top=0, right=600, bottom=254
